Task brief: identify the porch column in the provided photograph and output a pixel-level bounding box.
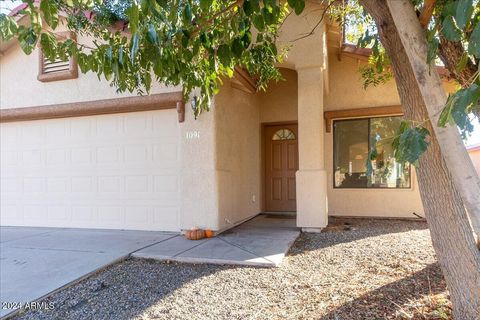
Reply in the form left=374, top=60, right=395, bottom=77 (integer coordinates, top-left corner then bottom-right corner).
left=296, top=67, right=328, bottom=231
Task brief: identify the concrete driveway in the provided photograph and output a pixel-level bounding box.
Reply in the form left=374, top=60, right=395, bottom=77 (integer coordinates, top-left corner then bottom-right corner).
left=0, top=227, right=175, bottom=318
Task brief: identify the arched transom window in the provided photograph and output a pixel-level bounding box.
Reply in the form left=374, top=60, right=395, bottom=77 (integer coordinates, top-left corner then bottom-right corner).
left=272, top=128, right=296, bottom=141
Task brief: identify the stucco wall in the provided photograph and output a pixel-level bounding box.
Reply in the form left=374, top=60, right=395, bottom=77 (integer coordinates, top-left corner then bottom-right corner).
left=324, top=53, right=457, bottom=111
left=324, top=53, right=425, bottom=218
left=178, top=95, right=220, bottom=231
left=0, top=28, right=220, bottom=232
left=0, top=26, right=178, bottom=109
left=324, top=54, right=400, bottom=111
left=259, top=69, right=298, bottom=123
left=469, top=147, right=480, bottom=176
left=214, top=79, right=262, bottom=230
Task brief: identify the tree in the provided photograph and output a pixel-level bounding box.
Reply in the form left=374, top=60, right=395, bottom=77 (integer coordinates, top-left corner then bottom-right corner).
left=351, top=0, right=480, bottom=243
left=0, top=0, right=297, bottom=115
left=338, top=0, right=480, bottom=242
left=357, top=1, right=480, bottom=318
left=1, top=0, right=479, bottom=318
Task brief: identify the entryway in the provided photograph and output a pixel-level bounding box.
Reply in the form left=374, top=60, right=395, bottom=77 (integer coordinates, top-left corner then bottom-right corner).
left=133, top=214, right=300, bottom=267
left=263, top=123, right=299, bottom=212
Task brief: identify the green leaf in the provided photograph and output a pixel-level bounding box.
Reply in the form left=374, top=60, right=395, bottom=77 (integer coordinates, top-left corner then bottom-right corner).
left=118, top=46, right=124, bottom=65
left=439, top=84, right=480, bottom=136
left=253, top=14, right=265, bottom=32
left=130, top=32, right=140, bottom=61
left=146, top=24, right=158, bottom=44
left=40, top=0, right=59, bottom=29
left=155, top=0, right=168, bottom=9
left=40, top=32, right=57, bottom=61
left=231, top=38, right=244, bottom=58
left=183, top=3, right=192, bottom=23
left=287, top=0, right=297, bottom=10
left=468, top=22, right=480, bottom=58
left=427, top=37, right=439, bottom=65
left=0, top=14, right=19, bottom=41
left=441, top=16, right=462, bottom=41
left=200, top=0, right=213, bottom=11
left=143, top=72, right=152, bottom=93
left=262, top=7, right=274, bottom=25
left=456, top=52, right=469, bottom=73
left=106, top=46, right=113, bottom=61
left=438, top=95, right=456, bottom=127
left=454, top=0, right=473, bottom=29
left=217, top=44, right=231, bottom=66
left=18, top=27, right=38, bottom=55
left=125, top=5, right=139, bottom=34
left=241, top=31, right=252, bottom=48
left=396, top=127, right=430, bottom=165
left=294, top=0, right=305, bottom=15
left=199, top=32, right=211, bottom=48
left=243, top=0, right=253, bottom=16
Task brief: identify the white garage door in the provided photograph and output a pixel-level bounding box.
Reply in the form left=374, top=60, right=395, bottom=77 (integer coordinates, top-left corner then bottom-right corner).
left=0, top=109, right=180, bottom=231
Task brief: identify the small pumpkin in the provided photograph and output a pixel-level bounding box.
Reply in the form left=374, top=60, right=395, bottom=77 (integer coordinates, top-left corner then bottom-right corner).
left=185, top=228, right=206, bottom=240
left=204, top=229, right=214, bottom=238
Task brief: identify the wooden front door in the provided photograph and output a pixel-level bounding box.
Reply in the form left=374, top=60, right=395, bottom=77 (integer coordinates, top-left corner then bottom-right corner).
left=264, top=124, right=298, bottom=212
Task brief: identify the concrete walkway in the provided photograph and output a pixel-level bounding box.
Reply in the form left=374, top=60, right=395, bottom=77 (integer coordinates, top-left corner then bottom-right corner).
left=0, top=215, right=299, bottom=318
left=0, top=227, right=175, bottom=318
left=133, top=215, right=300, bottom=267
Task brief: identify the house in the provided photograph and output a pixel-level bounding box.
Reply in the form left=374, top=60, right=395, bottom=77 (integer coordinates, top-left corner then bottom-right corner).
left=0, top=2, right=457, bottom=233
left=468, top=144, right=480, bottom=175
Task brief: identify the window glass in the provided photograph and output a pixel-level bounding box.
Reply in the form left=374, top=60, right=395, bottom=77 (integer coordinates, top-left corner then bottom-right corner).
left=333, top=116, right=411, bottom=189
left=334, top=119, right=369, bottom=188
left=369, top=117, right=410, bottom=188
left=272, top=129, right=296, bottom=140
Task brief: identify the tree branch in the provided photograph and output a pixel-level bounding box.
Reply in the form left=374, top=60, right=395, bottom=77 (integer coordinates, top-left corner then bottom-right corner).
left=191, top=0, right=242, bottom=38
left=290, top=1, right=334, bottom=42
left=419, top=0, right=435, bottom=28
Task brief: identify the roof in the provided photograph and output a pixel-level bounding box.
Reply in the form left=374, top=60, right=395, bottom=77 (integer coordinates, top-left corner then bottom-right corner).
left=467, top=143, right=480, bottom=152
left=341, top=43, right=451, bottom=79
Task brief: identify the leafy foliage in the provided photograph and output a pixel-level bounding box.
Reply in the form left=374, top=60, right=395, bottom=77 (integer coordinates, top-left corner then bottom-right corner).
left=339, top=0, right=479, bottom=169
left=426, top=0, right=480, bottom=132
left=391, top=121, right=430, bottom=166
left=1, top=0, right=478, bottom=169
left=0, top=0, right=307, bottom=117
left=439, top=83, right=480, bottom=138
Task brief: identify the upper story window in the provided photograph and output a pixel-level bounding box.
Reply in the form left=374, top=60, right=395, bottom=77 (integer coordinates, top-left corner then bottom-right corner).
left=38, top=32, right=78, bottom=82
left=333, top=116, right=411, bottom=189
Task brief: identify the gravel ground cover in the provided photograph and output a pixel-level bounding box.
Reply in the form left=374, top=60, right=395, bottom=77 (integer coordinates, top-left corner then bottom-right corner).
left=13, top=218, right=450, bottom=320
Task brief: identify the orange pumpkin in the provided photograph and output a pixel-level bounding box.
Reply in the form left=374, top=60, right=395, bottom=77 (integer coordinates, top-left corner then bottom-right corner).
left=185, top=228, right=205, bottom=240
left=204, top=229, right=214, bottom=238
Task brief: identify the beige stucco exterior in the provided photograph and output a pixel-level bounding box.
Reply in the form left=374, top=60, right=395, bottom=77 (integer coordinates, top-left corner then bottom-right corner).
left=469, top=145, right=480, bottom=176
left=323, top=52, right=425, bottom=218
left=1, top=3, right=463, bottom=232
left=259, top=69, right=298, bottom=123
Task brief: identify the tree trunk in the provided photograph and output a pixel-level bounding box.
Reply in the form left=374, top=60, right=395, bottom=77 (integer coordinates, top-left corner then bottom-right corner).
left=438, top=36, right=478, bottom=88
left=359, top=0, right=480, bottom=318
left=437, top=36, right=480, bottom=118
left=384, top=0, right=480, bottom=243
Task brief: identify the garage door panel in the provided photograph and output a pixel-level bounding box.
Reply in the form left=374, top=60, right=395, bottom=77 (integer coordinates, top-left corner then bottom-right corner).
left=0, top=109, right=181, bottom=231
